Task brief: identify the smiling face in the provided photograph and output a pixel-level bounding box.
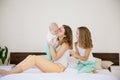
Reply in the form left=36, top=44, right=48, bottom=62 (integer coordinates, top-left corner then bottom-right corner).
left=50, top=26, right=59, bottom=35
left=57, top=26, right=65, bottom=37
left=57, top=25, right=73, bottom=49
left=49, top=23, right=59, bottom=35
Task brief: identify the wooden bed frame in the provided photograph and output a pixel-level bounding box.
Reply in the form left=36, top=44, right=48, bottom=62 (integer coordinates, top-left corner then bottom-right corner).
left=10, top=52, right=46, bottom=65
left=10, top=52, right=119, bottom=66
left=93, top=52, right=119, bottom=66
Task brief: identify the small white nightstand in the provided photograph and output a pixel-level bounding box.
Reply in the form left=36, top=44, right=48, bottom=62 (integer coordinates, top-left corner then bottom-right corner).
left=0, top=64, right=15, bottom=70
left=110, top=66, right=120, bottom=80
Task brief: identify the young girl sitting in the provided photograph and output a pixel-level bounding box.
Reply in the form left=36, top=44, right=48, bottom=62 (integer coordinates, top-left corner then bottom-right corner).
left=70, top=26, right=96, bottom=73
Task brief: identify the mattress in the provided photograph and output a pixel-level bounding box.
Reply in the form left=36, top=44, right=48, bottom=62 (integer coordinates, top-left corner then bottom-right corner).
left=0, top=68, right=118, bottom=80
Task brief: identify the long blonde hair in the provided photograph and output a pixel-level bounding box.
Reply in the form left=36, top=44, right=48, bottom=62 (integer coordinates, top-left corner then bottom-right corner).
left=77, top=26, right=93, bottom=49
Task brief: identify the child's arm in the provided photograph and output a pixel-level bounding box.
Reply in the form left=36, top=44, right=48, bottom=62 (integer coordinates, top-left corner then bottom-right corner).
left=74, top=42, right=92, bottom=61
left=69, top=42, right=78, bottom=57
left=52, top=37, right=59, bottom=48
left=46, top=32, right=53, bottom=44
left=76, top=49, right=91, bottom=61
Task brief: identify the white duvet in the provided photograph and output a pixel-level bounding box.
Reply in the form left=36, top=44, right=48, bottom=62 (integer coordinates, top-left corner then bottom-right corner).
left=0, top=68, right=118, bottom=80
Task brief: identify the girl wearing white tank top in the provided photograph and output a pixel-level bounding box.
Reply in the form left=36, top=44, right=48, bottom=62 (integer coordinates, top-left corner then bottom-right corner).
left=70, top=26, right=96, bottom=73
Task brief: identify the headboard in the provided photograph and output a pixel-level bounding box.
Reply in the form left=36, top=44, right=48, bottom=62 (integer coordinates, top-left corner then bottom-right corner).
left=93, top=52, right=119, bottom=66
left=10, top=52, right=119, bottom=66
left=10, top=52, right=46, bottom=65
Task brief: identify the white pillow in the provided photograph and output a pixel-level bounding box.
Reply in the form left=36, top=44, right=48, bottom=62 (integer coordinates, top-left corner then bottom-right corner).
left=94, top=57, right=102, bottom=70
left=102, top=60, right=113, bottom=69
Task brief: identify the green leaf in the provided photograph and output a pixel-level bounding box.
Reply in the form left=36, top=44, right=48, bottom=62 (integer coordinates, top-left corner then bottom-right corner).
left=0, top=46, right=8, bottom=64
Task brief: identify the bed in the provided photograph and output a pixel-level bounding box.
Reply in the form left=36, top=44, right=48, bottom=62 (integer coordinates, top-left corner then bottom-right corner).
left=0, top=52, right=119, bottom=80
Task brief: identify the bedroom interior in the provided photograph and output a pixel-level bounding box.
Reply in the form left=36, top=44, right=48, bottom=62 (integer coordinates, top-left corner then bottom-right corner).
left=0, top=0, right=120, bottom=80
left=0, top=52, right=119, bottom=80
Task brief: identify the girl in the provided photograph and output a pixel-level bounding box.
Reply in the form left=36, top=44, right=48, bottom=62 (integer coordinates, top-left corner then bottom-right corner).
left=0, top=25, right=73, bottom=76
left=70, top=26, right=96, bottom=73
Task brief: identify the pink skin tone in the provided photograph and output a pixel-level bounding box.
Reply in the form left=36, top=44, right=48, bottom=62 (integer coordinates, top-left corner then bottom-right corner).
left=0, top=25, right=68, bottom=76
left=50, top=26, right=65, bottom=48
left=69, top=29, right=79, bottom=57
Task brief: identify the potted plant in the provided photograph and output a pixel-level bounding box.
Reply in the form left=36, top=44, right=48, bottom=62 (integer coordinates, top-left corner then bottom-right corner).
left=0, top=46, right=8, bottom=64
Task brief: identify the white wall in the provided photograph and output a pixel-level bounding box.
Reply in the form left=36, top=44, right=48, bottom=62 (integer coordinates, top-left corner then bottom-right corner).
left=0, top=0, right=120, bottom=53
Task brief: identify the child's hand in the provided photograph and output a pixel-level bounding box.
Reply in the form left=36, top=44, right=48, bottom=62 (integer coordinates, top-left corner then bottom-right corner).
left=69, top=50, right=75, bottom=56
left=49, top=39, right=55, bottom=48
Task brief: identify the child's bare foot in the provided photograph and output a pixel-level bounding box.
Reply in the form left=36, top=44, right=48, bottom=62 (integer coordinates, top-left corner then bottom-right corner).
left=0, top=69, right=11, bottom=76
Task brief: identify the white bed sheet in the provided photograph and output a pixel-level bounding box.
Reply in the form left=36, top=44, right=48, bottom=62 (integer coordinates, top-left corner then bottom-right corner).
left=0, top=68, right=118, bottom=80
